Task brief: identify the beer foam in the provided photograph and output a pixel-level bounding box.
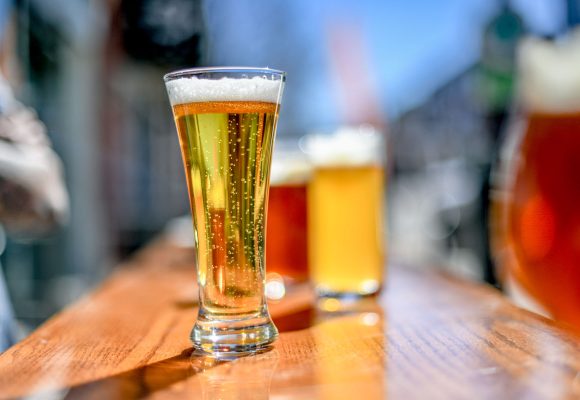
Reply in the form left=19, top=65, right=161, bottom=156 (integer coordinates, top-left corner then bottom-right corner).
left=165, top=76, right=282, bottom=106
left=519, top=31, right=580, bottom=113
left=302, top=126, right=384, bottom=167
left=270, top=156, right=312, bottom=185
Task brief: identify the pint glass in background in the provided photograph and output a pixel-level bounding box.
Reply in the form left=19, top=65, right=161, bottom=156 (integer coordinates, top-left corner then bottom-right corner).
left=266, top=143, right=311, bottom=284
left=491, top=35, right=580, bottom=334
left=305, top=127, right=386, bottom=309
left=164, top=67, right=285, bottom=355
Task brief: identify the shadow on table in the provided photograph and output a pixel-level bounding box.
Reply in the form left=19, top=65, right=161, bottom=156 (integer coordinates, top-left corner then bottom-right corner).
left=59, top=347, right=280, bottom=399
left=50, top=307, right=315, bottom=399
left=64, top=348, right=197, bottom=399
left=39, top=301, right=382, bottom=399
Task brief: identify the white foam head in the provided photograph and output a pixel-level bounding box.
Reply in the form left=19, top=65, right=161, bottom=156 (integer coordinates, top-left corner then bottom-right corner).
left=519, top=30, right=580, bottom=113
left=165, top=76, right=283, bottom=106
left=270, top=152, right=312, bottom=185
left=302, top=126, right=384, bottom=167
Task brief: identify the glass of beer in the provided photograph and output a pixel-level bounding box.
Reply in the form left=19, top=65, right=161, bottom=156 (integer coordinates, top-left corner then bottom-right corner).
left=491, top=36, right=580, bottom=334
left=304, top=127, right=386, bottom=310
left=163, top=67, right=285, bottom=355
left=266, top=142, right=311, bottom=284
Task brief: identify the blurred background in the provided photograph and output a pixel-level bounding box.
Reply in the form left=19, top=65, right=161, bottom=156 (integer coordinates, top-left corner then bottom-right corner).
left=0, top=0, right=577, bottom=334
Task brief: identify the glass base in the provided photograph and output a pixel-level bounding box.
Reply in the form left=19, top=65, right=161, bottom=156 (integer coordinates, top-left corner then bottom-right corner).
left=191, top=313, right=278, bottom=358
left=316, top=289, right=381, bottom=313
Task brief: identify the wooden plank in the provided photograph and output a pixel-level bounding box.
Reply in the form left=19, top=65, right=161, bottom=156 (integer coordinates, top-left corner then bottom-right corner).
left=0, top=239, right=579, bottom=399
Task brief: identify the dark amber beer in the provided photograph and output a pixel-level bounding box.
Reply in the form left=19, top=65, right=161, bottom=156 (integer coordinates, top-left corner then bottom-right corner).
left=164, top=68, right=285, bottom=355
left=492, top=36, right=580, bottom=334
left=494, top=112, right=580, bottom=332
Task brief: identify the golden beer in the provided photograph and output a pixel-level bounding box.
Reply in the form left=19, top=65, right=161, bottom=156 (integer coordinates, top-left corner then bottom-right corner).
left=165, top=68, right=284, bottom=355
left=309, top=165, right=385, bottom=297
left=305, top=129, right=386, bottom=307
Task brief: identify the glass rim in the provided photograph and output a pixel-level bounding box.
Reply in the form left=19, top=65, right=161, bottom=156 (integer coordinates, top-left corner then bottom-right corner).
left=163, top=66, right=286, bottom=82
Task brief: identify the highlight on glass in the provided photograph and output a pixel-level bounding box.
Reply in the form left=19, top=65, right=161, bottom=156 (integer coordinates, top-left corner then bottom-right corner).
left=164, top=67, right=285, bottom=356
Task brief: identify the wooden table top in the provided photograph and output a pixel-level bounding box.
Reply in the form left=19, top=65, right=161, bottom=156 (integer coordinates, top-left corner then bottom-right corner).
left=1, top=239, right=580, bottom=399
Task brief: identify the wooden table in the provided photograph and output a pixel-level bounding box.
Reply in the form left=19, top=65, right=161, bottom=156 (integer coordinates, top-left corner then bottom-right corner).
left=1, top=239, right=580, bottom=399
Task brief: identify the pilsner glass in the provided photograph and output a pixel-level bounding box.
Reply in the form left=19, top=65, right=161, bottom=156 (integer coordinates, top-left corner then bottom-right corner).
left=163, top=67, right=285, bottom=355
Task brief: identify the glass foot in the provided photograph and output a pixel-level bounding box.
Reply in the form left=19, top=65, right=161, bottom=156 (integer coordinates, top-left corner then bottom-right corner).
left=316, top=290, right=382, bottom=313
left=191, top=313, right=278, bottom=358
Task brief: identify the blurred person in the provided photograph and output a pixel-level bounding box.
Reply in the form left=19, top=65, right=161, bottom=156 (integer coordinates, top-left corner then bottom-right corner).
left=0, top=2, right=68, bottom=351
left=0, top=75, right=69, bottom=351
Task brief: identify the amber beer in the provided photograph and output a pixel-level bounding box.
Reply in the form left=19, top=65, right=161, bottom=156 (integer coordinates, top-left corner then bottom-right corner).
left=266, top=152, right=310, bottom=282
left=164, top=68, right=285, bottom=355
left=494, top=112, right=580, bottom=332
left=267, top=184, right=308, bottom=281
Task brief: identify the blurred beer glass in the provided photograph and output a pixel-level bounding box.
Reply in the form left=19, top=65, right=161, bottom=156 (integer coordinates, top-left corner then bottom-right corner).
left=164, top=67, right=285, bottom=355
left=491, top=33, right=580, bottom=333
left=304, top=127, right=386, bottom=310
left=266, top=141, right=311, bottom=287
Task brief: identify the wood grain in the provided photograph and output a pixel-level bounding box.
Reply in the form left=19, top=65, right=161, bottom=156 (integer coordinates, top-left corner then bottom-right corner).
left=0, top=238, right=579, bottom=399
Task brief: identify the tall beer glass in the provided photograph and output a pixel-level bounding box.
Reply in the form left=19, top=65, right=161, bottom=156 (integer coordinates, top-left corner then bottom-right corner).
left=163, top=67, right=285, bottom=355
